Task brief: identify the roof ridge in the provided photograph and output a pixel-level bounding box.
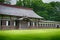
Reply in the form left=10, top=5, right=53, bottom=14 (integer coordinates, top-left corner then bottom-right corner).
left=0, top=3, right=32, bottom=10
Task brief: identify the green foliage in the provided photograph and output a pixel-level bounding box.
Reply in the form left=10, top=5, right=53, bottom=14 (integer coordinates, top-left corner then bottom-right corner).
left=0, top=0, right=60, bottom=21
left=16, top=0, right=60, bottom=21
left=16, top=0, right=22, bottom=6
left=0, top=0, right=4, bottom=3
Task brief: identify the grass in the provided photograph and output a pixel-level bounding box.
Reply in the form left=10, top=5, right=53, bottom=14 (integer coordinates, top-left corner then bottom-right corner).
left=0, top=29, right=60, bottom=40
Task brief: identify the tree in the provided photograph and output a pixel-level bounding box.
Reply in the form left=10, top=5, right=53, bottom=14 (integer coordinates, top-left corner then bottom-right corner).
left=0, top=0, right=4, bottom=3
left=16, top=0, right=60, bottom=21
left=16, top=0, right=22, bottom=6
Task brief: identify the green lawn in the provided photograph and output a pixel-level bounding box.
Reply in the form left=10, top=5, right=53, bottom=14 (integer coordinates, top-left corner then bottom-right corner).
left=0, top=29, right=60, bottom=40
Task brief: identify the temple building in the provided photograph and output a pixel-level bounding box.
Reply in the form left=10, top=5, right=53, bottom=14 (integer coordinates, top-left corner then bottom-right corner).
left=0, top=3, right=43, bottom=29
left=0, top=2, right=60, bottom=30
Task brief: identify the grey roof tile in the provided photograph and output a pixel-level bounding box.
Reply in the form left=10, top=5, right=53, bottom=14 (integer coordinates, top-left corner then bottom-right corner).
left=0, top=5, right=43, bottom=18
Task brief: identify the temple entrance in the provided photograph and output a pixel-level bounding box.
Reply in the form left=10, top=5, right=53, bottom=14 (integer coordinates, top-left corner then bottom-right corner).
left=21, top=21, right=28, bottom=29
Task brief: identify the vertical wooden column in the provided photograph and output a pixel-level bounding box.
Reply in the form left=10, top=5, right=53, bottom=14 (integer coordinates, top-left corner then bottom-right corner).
left=2, top=20, right=6, bottom=29
left=47, top=24, right=49, bottom=28
left=39, top=22, right=41, bottom=28
left=10, top=20, right=14, bottom=29
left=19, top=21, right=21, bottom=29
left=43, top=23, right=44, bottom=28
left=54, top=24, right=56, bottom=28
left=36, top=22, right=38, bottom=28
left=38, top=22, right=40, bottom=28
left=50, top=23, right=53, bottom=28
left=53, top=24, right=55, bottom=28
left=0, top=20, right=1, bottom=26
left=46, top=24, right=47, bottom=28
left=44, top=24, right=46, bottom=28
left=47, top=24, right=48, bottom=28
left=41, top=24, right=42, bottom=28
left=0, top=20, right=1, bottom=29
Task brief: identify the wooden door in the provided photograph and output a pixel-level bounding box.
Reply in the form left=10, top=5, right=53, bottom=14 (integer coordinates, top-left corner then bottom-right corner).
left=21, top=21, right=28, bottom=29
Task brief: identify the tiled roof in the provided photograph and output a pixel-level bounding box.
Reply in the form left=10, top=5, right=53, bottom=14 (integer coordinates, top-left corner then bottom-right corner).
left=0, top=4, right=43, bottom=18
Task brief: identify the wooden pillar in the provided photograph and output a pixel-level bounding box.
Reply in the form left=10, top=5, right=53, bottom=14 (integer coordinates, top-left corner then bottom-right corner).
left=0, top=20, right=1, bottom=29
left=38, top=22, right=39, bottom=28
left=36, top=22, right=38, bottom=28
left=39, top=22, right=40, bottom=27
left=46, top=24, right=48, bottom=27
left=41, top=23, right=42, bottom=27
left=53, top=24, right=55, bottom=28
left=39, top=22, right=41, bottom=28
left=43, top=24, right=44, bottom=28
left=47, top=24, right=48, bottom=28
left=50, top=24, right=51, bottom=27
left=10, top=20, right=14, bottom=29
left=44, top=24, right=45, bottom=27
left=2, top=20, right=6, bottom=29
left=50, top=24, right=52, bottom=28
left=19, top=21, right=21, bottom=29
left=54, top=24, right=56, bottom=28
left=48, top=23, right=49, bottom=28
left=41, top=24, right=43, bottom=28
left=48, top=24, right=50, bottom=28
left=0, top=20, right=1, bottom=26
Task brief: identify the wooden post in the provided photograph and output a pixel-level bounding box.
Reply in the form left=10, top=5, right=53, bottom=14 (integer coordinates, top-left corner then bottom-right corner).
left=33, top=22, right=35, bottom=27
left=0, top=20, right=1, bottom=29
left=0, top=20, right=1, bottom=26
left=10, top=20, right=14, bottom=29
left=2, top=20, right=6, bottom=29
left=36, top=22, right=38, bottom=28
left=19, top=21, right=21, bottom=29
left=46, top=24, right=47, bottom=27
